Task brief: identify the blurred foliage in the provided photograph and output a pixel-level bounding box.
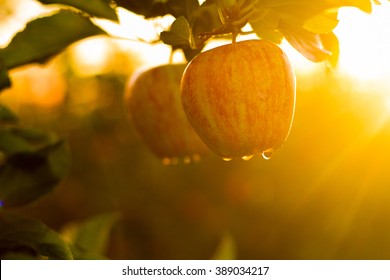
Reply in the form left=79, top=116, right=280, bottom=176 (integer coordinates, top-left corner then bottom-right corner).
left=0, top=104, right=18, bottom=124
left=61, top=212, right=121, bottom=259
left=0, top=213, right=73, bottom=260
left=0, top=61, right=11, bottom=91
left=0, top=10, right=106, bottom=70
left=37, top=0, right=119, bottom=21
left=211, top=233, right=237, bottom=260
left=0, top=130, right=70, bottom=208
left=115, top=0, right=200, bottom=19
left=3, top=59, right=390, bottom=259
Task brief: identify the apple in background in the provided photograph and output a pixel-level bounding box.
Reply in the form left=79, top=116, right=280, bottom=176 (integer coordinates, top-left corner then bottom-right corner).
left=180, top=39, right=296, bottom=160
left=124, top=64, right=209, bottom=164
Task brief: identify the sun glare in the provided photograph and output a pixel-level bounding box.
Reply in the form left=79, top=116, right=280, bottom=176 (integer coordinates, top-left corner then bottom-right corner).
left=335, top=2, right=390, bottom=84
left=70, top=38, right=115, bottom=77
left=94, top=8, right=178, bottom=67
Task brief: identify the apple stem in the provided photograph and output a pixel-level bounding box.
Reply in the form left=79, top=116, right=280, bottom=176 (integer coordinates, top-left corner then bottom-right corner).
left=169, top=47, right=174, bottom=64
left=232, top=29, right=238, bottom=44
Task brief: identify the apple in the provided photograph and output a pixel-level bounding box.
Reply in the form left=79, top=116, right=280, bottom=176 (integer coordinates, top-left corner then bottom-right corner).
left=180, top=39, right=296, bottom=160
left=124, top=63, right=209, bottom=164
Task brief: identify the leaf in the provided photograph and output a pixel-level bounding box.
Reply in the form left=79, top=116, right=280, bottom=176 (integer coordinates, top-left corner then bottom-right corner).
left=279, top=21, right=332, bottom=62
left=37, top=0, right=118, bottom=21
left=181, top=47, right=202, bottom=62
left=0, top=128, right=71, bottom=208
left=0, top=104, right=18, bottom=124
left=303, top=11, right=339, bottom=34
left=0, top=60, right=11, bottom=92
left=253, top=0, right=371, bottom=32
left=249, top=11, right=283, bottom=43
left=0, top=127, right=57, bottom=155
left=0, top=10, right=107, bottom=70
left=210, top=233, right=237, bottom=260
left=0, top=213, right=73, bottom=260
left=68, top=245, right=108, bottom=260
left=163, top=0, right=200, bottom=19
left=115, top=0, right=160, bottom=18
left=61, top=212, right=120, bottom=259
left=115, top=0, right=199, bottom=19
left=190, top=1, right=223, bottom=48
left=160, top=16, right=192, bottom=47
left=321, top=31, right=340, bottom=68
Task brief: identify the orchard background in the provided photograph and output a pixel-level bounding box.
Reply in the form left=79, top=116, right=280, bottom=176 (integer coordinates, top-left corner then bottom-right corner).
left=2, top=0, right=390, bottom=259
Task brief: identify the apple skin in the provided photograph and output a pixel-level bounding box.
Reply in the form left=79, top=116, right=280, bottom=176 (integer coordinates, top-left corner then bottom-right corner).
left=180, top=39, right=296, bottom=159
left=124, top=63, right=209, bottom=162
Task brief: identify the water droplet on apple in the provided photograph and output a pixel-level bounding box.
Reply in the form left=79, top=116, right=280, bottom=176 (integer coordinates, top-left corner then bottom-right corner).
left=262, top=149, right=274, bottom=160
left=222, top=157, right=233, bottom=161
left=242, top=154, right=254, bottom=161
left=162, top=158, right=171, bottom=165
left=183, top=156, right=191, bottom=164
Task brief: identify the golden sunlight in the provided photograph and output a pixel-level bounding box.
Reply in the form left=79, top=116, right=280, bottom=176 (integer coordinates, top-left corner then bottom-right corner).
left=93, top=8, right=177, bottom=67
left=69, top=38, right=115, bottom=77
left=1, top=64, right=67, bottom=108
left=335, top=2, right=390, bottom=85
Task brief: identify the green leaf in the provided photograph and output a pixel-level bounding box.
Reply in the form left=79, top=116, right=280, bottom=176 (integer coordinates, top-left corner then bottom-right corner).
left=0, top=213, right=73, bottom=260
left=0, top=10, right=107, bottom=70
left=68, top=245, right=108, bottom=260
left=210, top=233, right=237, bottom=260
left=160, top=16, right=192, bottom=47
left=115, top=0, right=160, bottom=18
left=181, top=47, right=202, bottom=62
left=162, top=0, right=200, bottom=19
left=0, top=128, right=57, bottom=155
left=249, top=11, right=283, bottom=43
left=279, top=22, right=332, bottom=62
left=61, top=212, right=120, bottom=259
left=37, top=0, right=118, bottom=21
left=0, top=104, right=18, bottom=125
left=0, top=128, right=71, bottom=208
left=191, top=1, right=223, bottom=45
left=115, top=0, right=199, bottom=19
left=0, top=60, right=11, bottom=92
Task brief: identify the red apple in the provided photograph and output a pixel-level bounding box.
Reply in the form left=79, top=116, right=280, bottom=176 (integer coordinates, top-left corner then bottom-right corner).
left=180, top=39, right=296, bottom=160
left=124, top=63, right=209, bottom=164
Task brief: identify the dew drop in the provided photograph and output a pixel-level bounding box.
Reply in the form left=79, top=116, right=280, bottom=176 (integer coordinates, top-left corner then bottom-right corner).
left=262, top=149, right=274, bottom=160
left=162, top=157, right=171, bottom=166
left=242, top=154, right=254, bottom=161
left=222, top=157, right=233, bottom=162
left=183, top=156, right=191, bottom=164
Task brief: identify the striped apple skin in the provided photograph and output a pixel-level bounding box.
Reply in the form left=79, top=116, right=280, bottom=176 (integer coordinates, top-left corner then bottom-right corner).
left=124, top=64, right=209, bottom=160
left=180, top=40, right=296, bottom=159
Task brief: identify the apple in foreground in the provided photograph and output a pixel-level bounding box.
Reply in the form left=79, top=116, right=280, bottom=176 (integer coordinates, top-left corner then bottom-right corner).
left=124, top=64, right=209, bottom=164
left=180, top=39, right=296, bottom=160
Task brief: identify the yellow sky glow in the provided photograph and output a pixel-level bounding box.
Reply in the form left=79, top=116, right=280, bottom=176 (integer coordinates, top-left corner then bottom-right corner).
left=335, top=2, right=390, bottom=84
